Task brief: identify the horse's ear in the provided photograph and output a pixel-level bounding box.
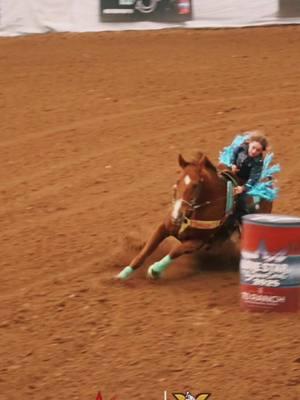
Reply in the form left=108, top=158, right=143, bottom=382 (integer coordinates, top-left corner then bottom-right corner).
left=178, top=154, right=189, bottom=169
left=200, top=155, right=217, bottom=172
left=198, top=154, right=206, bottom=168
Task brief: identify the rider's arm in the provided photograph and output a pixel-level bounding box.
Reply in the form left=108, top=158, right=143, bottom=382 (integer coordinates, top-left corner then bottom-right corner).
left=232, top=145, right=242, bottom=165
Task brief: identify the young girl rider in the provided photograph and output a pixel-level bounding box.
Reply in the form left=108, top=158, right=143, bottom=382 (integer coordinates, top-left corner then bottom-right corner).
left=231, top=133, right=268, bottom=220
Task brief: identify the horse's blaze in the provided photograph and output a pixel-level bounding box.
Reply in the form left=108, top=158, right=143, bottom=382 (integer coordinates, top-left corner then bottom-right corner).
left=172, top=199, right=182, bottom=220
left=184, top=174, right=192, bottom=185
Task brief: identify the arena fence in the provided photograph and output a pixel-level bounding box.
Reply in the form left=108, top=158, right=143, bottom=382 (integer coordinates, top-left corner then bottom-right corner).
left=1, top=0, right=300, bottom=37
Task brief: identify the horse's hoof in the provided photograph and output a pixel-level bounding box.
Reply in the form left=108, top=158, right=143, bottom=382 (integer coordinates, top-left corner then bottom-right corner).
left=147, top=266, right=161, bottom=280
left=114, top=266, right=134, bottom=281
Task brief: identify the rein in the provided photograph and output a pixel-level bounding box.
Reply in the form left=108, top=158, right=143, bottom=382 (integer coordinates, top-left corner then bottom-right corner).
left=180, top=195, right=228, bottom=211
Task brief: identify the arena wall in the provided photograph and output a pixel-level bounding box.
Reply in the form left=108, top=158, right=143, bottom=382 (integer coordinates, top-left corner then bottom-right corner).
left=1, top=0, right=300, bottom=37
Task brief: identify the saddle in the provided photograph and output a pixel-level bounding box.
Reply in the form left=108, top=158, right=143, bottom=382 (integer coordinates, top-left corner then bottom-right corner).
left=219, top=169, right=262, bottom=216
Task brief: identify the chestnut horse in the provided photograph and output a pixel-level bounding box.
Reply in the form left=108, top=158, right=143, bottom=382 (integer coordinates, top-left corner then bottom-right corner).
left=116, top=153, right=272, bottom=280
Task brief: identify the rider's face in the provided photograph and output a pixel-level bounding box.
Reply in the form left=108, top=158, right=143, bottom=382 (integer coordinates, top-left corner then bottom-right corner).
left=248, top=141, right=263, bottom=157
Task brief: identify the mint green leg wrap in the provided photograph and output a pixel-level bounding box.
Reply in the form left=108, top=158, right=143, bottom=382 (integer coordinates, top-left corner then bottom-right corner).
left=116, top=266, right=134, bottom=280
left=148, top=255, right=173, bottom=278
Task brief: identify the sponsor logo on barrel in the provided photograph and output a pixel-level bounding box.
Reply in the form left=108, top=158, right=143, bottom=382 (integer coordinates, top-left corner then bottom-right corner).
left=240, top=214, right=300, bottom=312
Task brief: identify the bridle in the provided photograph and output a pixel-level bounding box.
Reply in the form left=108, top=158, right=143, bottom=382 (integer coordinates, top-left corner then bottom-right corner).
left=171, top=179, right=230, bottom=234
left=172, top=184, right=227, bottom=213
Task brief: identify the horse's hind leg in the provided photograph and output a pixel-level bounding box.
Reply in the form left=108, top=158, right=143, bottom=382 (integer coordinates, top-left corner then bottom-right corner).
left=115, top=223, right=169, bottom=280
left=147, top=239, right=204, bottom=279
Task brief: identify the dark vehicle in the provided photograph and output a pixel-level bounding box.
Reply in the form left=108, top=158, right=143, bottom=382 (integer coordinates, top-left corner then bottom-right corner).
left=100, top=0, right=193, bottom=22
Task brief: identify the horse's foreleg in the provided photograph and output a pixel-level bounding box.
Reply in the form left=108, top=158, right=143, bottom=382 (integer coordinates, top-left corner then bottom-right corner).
left=115, top=223, right=169, bottom=280
left=147, top=239, right=204, bottom=279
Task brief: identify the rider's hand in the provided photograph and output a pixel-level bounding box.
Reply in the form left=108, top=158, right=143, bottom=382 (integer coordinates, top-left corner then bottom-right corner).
left=231, top=164, right=240, bottom=174
left=234, top=185, right=245, bottom=195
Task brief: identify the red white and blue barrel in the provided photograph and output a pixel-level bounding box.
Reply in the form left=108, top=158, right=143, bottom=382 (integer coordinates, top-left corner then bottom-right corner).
left=240, top=214, right=300, bottom=312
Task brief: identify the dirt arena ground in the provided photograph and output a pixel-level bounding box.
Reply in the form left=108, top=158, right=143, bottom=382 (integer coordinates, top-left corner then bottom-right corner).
left=1, top=26, right=300, bottom=400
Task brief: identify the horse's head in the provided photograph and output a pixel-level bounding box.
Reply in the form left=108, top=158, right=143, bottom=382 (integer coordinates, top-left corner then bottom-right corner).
left=171, top=152, right=216, bottom=225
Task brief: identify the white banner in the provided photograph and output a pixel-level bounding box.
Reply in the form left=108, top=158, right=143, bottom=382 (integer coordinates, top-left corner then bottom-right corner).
left=1, top=0, right=300, bottom=37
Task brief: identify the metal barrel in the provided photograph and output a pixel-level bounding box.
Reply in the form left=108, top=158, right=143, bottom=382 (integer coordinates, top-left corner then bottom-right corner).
left=240, top=214, right=300, bottom=312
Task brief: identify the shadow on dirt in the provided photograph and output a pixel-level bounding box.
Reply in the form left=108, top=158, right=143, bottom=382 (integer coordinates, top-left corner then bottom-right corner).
left=110, top=228, right=240, bottom=281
